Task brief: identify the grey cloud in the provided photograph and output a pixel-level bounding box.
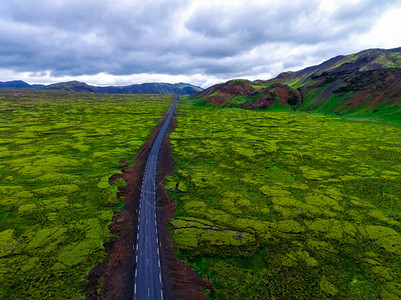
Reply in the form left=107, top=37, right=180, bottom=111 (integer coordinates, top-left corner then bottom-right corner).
left=332, top=0, right=396, bottom=21
left=0, top=0, right=399, bottom=82
left=185, top=0, right=397, bottom=46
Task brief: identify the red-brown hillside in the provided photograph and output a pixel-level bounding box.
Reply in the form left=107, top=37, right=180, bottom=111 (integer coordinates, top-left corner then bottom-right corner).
left=194, top=80, right=300, bottom=109
left=240, top=84, right=301, bottom=109
left=194, top=80, right=255, bottom=106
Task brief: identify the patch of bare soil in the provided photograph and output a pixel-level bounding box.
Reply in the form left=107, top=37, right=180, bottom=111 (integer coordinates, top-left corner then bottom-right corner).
left=84, top=99, right=211, bottom=299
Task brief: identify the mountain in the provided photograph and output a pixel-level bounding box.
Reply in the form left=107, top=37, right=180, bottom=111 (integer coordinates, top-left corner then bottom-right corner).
left=194, top=47, right=401, bottom=118
left=194, top=79, right=301, bottom=109
left=45, top=81, right=202, bottom=94
left=45, top=81, right=99, bottom=92
left=96, top=82, right=203, bottom=94
left=0, top=80, right=45, bottom=88
left=0, top=80, right=202, bottom=95
left=271, top=47, right=401, bottom=84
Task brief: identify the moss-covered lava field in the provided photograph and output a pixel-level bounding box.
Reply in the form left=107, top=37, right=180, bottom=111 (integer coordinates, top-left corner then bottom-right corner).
left=1, top=89, right=401, bottom=299
left=0, top=90, right=172, bottom=298
left=167, top=99, right=401, bottom=299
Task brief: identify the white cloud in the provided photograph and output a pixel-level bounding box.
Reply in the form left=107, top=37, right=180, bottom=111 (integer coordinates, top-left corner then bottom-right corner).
left=357, top=7, right=401, bottom=49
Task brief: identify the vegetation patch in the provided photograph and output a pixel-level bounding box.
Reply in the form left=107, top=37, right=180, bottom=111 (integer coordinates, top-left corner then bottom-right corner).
left=0, top=90, right=171, bottom=298
left=168, top=99, right=401, bottom=299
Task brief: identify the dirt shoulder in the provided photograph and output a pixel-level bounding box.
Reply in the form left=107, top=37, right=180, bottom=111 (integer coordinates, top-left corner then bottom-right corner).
left=157, top=104, right=212, bottom=300
left=84, top=98, right=210, bottom=299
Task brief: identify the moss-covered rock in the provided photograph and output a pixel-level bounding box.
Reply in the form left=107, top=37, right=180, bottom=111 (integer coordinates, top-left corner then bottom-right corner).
left=97, top=181, right=110, bottom=189
left=299, top=166, right=332, bottom=181
left=376, top=236, right=401, bottom=255
left=0, top=229, right=19, bottom=257
left=33, top=184, right=80, bottom=196
left=20, top=257, right=40, bottom=272
left=173, top=223, right=256, bottom=256
left=282, top=250, right=318, bottom=267
left=319, top=277, right=339, bottom=296
left=371, top=266, right=393, bottom=281
left=17, top=203, right=37, bottom=213
left=380, top=283, right=401, bottom=299
left=25, top=227, right=67, bottom=250
left=307, top=239, right=335, bottom=253
left=259, top=185, right=292, bottom=198
left=42, top=196, right=70, bottom=210
left=368, top=210, right=399, bottom=226
left=304, top=193, right=342, bottom=211
left=360, top=225, right=398, bottom=240
left=272, top=220, right=303, bottom=234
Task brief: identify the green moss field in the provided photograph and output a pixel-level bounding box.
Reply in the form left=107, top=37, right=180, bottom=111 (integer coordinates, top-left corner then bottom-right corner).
left=167, top=99, right=401, bottom=299
left=1, top=89, right=401, bottom=299
left=0, top=90, right=172, bottom=298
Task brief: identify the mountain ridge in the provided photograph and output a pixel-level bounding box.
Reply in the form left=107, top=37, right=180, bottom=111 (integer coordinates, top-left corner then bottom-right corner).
left=194, top=47, right=401, bottom=119
left=0, top=80, right=45, bottom=88
left=0, top=80, right=203, bottom=95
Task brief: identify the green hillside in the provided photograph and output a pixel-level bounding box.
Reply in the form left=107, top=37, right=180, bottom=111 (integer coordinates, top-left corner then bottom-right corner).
left=194, top=47, right=401, bottom=122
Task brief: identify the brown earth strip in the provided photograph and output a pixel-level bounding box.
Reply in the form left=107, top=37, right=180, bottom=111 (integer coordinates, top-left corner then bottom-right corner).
left=84, top=98, right=210, bottom=299
left=156, top=103, right=212, bottom=300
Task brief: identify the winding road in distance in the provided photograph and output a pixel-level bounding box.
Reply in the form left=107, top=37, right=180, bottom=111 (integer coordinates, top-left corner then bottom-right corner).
left=133, top=95, right=177, bottom=300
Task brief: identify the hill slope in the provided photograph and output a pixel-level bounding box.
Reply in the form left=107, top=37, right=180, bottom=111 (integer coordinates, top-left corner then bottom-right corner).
left=0, top=80, right=45, bottom=88
left=194, top=47, right=401, bottom=118
left=45, top=81, right=99, bottom=92
left=45, top=81, right=202, bottom=94
left=0, top=80, right=202, bottom=95
left=96, top=82, right=202, bottom=94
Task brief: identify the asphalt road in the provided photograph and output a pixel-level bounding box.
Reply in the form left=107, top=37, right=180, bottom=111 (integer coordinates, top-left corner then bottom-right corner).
left=133, top=95, right=177, bottom=300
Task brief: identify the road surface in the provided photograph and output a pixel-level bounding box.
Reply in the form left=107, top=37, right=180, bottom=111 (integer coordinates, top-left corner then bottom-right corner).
left=133, top=95, right=177, bottom=300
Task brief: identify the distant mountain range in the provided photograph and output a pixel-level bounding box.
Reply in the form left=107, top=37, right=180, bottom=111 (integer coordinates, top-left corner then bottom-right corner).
left=195, top=47, right=401, bottom=119
left=0, top=80, right=203, bottom=95
left=0, top=80, right=46, bottom=89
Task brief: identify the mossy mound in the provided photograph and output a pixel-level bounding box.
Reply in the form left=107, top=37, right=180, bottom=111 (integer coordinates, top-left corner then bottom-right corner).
left=172, top=218, right=257, bottom=256
left=0, top=229, right=19, bottom=257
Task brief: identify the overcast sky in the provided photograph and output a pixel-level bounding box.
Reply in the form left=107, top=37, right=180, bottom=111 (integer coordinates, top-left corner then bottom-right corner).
left=1, top=0, right=401, bottom=88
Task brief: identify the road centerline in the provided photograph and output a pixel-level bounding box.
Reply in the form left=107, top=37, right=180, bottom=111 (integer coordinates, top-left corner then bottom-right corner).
left=133, top=95, right=177, bottom=300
